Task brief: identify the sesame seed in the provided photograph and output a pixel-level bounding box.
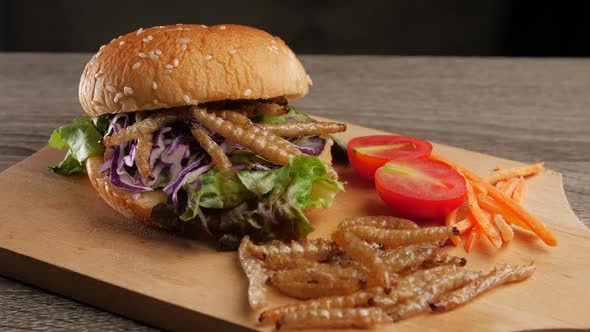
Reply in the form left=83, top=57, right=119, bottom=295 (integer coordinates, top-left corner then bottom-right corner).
left=218, top=25, right=226, bottom=30
left=172, top=58, right=179, bottom=67
left=111, top=38, right=116, bottom=43
left=183, top=94, right=191, bottom=103
left=153, top=99, right=159, bottom=105
left=204, top=55, right=212, bottom=61
left=119, top=41, right=125, bottom=46
left=271, top=40, right=277, bottom=44
left=179, top=38, right=191, bottom=43
left=94, top=72, right=102, bottom=78
left=123, top=86, right=134, bottom=95
left=181, top=43, right=187, bottom=51
left=176, top=23, right=183, bottom=26
left=148, top=53, right=159, bottom=60
left=158, top=26, right=165, bottom=28
left=152, top=81, right=158, bottom=90
left=142, top=35, right=153, bottom=43
left=201, top=24, right=208, bottom=28
left=164, top=69, right=173, bottom=75
left=136, top=28, right=144, bottom=35
left=306, top=74, right=313, bottom=86
left=155, top=49, right=162, bottom=55
left=114, top=92, right=124, bottom=103
left=244, top=89, right=252, bottom=96
left=184, top=27, right=191, bottom=31
left=138, top=52, right=147, bottom=58
left=99, top=45, right=105, bottom=51
left=266, top=45, right=279, bottom=54
left=106, top=85, right=116, bottom=93
left=132, top=62, right=141, bottom=70
left=165, top=64, right=174, bottom=69
left=228, top=49, right=237, bottom=54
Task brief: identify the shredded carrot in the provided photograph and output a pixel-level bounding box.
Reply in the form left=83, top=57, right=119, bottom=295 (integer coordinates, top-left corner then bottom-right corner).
left=495, top=180, right=507, bottom=190
left=430, top=154, right=556, bottom=246
left=512, top=176, right=526, bottom=204
left=502, top=177, right=520, bottom=197
left=476, top=194, right=530, bottom=230
left=455, top=217, right=474, bottom=234
left=471, top=181, right=488, bottom=195
left=465, top=228, right=479, bottom=252
left=483, top=162, right=544, bottom=184
left=494, top=214, right=514, bottom=242
left=465, top=179, right=503, bottom=248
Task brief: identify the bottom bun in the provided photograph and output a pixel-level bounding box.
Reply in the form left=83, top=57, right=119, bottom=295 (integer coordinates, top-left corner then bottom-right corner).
left=86, top=137, right=335, bottom=227
left=86, top=156, right=168, bottom=228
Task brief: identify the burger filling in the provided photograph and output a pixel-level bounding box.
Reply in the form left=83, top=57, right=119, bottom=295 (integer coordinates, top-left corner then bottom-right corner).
left=49, top=99, right=346, bottom=250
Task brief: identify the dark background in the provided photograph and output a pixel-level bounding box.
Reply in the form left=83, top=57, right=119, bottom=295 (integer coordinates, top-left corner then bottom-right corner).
left=1, top=0, right=589, bottom=56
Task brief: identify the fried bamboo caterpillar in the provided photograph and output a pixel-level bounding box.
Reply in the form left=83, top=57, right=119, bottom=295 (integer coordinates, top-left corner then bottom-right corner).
left=104, top=108, right=189, bottom=146
left=387, top=270, right=481, bottom=321
left=338, top=216, right=419, bottom=231
left=215, top=110, right=252, bottom=126
left=259, top=289, right=382, bottom=325
left=253, top=102, right=288, bottom=117
left=332, top=230, right=391, bottom=290
left=192, top=107, right=301, bottom=165
left=190, top=124, right=231, bottom=170
left=263, top=257, right=319, bottom=271
left=421, top=252, right=467, bottom=269
left=213, top=102, right=287, bottom=118
left=238, top=236, right=269, bottom=309
left=348, top=225, right=459, bottom=249
left=134, top=113, right=154, bottom=178
left=259, top=121, right=347, bottom=137
left=369, top=265, right=461, bottom=308
left=276, top=307, right=391, bottom=330
left=379, top=244, right=438, bottom=273
left=247, top=238, right=338, bottom=267
left=269, top=269, right=363, bottom=299
left=430, top=264, right=535, bottom=312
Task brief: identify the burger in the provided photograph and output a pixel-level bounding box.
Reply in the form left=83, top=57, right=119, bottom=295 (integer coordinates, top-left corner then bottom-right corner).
left=48, top=24, right=346, bottom=250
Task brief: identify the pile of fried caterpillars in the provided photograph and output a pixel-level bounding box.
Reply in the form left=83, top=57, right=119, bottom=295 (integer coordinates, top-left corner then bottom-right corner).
left=239, top=216, right=535, bottom=330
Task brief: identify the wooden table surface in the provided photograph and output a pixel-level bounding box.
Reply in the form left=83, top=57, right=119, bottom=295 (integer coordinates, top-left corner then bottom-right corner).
left=0, top=53, right=588, bottom=331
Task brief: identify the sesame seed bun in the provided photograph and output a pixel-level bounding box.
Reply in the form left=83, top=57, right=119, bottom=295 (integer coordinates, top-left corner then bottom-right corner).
left=85, top=138, right=333, bottom=228
left=80, top=24, right=311, bottom=116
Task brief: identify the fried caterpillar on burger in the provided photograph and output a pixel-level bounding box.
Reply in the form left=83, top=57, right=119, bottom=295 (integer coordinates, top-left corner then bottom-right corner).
left=49, top=24, right=346, bottom=250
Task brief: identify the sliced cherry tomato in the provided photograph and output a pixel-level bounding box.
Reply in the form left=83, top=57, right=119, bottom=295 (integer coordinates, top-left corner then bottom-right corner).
left=348, top=135, right=432, bottom=180
left=375, top=159, right=467, bottom=220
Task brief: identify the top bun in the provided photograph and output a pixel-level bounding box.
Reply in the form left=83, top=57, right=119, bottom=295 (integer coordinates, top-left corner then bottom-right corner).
left=79, top=24, right=311, bottom=116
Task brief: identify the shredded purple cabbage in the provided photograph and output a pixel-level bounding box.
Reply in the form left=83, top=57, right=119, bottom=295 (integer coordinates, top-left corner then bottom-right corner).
left=293, top=136, right=325, bottom=156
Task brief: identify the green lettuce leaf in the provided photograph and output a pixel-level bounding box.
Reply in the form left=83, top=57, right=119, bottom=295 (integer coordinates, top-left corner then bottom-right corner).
left=179, top=155, right=344, bottom=241
left=237, top=166, right=289, bottom=196
left=198, top=170, right=253, bottom=209
left=48, top=115, right=108, bottom=174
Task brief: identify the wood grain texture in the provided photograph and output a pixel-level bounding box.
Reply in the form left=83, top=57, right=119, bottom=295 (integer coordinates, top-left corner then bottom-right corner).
left=0, top=53, right=589, bottom=331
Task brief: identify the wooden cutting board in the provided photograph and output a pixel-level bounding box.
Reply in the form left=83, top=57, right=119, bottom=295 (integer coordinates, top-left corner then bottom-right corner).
left=1, top=120, right=589, bottom=331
